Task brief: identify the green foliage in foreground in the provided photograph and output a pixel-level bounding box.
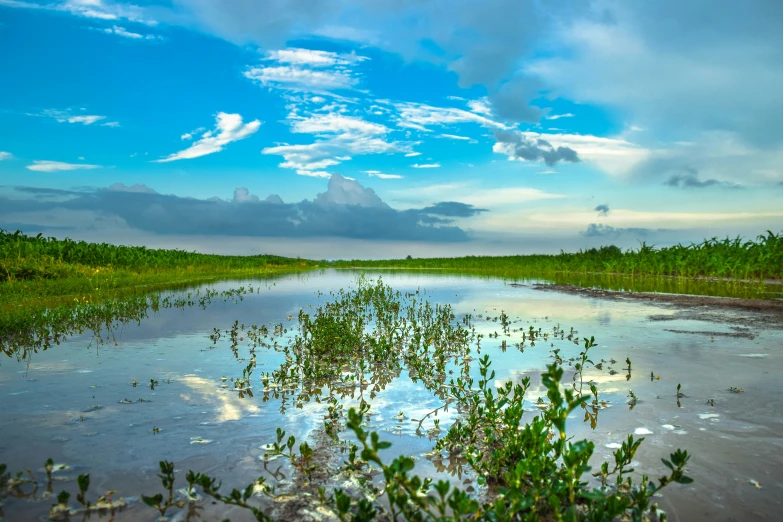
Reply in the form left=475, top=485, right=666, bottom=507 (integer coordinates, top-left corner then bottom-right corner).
left=0, top=229, right=316, bottom=283
left=334, top=231, right=783, bottom=280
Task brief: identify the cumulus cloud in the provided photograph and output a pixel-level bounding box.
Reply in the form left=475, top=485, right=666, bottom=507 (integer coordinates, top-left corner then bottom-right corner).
left=2, top=174, right=486, bottom=242
left=594, top=204, right=609, bottom=216
left=26, top=160, right=102, bottom=172
left=231, top=187, right=260, bottom=203
left=155, top=112, right=261, bottom=162
left=493, top=130, right=580, bottom=166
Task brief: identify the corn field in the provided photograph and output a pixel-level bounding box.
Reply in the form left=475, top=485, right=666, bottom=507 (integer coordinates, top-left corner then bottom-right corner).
left=0, top=230, right=313, bottom=282
left=335, top=231, right=783, bottom=280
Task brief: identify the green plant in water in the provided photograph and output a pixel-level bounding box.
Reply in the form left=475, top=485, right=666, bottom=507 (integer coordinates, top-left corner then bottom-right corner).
left=142, top=461, right=186, bottom=517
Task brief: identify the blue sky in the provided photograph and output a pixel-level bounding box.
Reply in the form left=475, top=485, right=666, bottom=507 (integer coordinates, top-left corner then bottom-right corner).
left=1, top=0, right=781, bottom=258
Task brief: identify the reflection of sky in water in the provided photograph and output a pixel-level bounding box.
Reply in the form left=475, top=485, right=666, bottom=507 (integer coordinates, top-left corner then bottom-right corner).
left=1, top=270, right=782, bottom=521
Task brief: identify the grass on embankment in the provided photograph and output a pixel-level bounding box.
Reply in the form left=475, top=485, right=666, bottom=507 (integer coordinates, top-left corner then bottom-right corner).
left=0, top=229, right=320, bottom=313
left=333, top=231, right=783, bottom=281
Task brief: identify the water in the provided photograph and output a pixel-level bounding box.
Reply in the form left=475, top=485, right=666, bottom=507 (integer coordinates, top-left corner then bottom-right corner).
left=1, top=270, right=781, bottom=521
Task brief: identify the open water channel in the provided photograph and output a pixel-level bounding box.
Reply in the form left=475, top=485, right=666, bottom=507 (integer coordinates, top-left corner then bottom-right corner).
left=1, top=270, right=781, bottom=521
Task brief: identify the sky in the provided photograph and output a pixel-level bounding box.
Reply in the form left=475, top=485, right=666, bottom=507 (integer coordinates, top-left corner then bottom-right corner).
left=0, top=0, right=782, bottom=259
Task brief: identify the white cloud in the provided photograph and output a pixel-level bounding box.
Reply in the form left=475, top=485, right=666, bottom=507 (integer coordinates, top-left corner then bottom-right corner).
left=404, top=152, right=421, bottom=157
left=412, top=163, right=441, bottom=169
left=467, top=98, right=492, bottom=116
left=36, top=109, right=109, bottom=125
left=244, top=65, right=358, bottom=92
left=265, top=48, right=368, bottom=67
left=244, top=47, right=368, bottom=94
left=68, top=114, right=105, bottom=124
left=0, top=0, right=157, bottom=25
left=364, top=170, right=403, bottom=179
left=439, top=133, right=478, bottom=143
left=26, top=160, right=102, bottom=172
left=101, top=121, right=121, bottom=127
left=155, top=112, right=261, bottom=162
left=101, top=25, right=161, bottom=40
left=544, top=113, right=574, bottom=120
left=290, top=112, right=389, bottom=137
left=0, top=151, right=13, bottom=161
left=394, top=101, right=508, bottom=131
left=264, top=107, right=412, bottom=176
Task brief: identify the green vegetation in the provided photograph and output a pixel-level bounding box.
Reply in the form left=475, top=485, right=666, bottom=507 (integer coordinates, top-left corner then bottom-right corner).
left=0, top=229, right=317, bottom=340
left=1, top=229, right=313, bottom=281
left=334, top=231, right=783, bottom=281
left=1, top=279, right=693, bottom=521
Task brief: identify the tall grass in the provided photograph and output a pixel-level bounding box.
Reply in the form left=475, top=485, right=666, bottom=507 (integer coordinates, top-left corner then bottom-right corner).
left=334, top=231, right=783, bottom=281
left=0, top=229, right=315, bottom=283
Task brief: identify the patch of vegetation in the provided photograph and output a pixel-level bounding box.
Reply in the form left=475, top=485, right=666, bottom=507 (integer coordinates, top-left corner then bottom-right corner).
left=333, top=231, right=783, bottom=281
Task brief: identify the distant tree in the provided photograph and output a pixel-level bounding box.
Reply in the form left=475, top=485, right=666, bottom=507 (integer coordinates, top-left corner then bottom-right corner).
left=406, top=255, right=413, bottom=260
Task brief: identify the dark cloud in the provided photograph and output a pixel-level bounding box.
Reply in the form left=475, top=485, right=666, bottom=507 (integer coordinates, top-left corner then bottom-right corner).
left=14, top=186, right=92, bottom=197
left=664, top=169, right=742, bottom=189
left=487, top=78, right=543, bottom=123
left=495, top=131, right=580, bottom=166
left=106, top=183, right=158, bottom=194
left=419, top=201, right=488, bottom=218
left=582, top=223, right=664, bottom=238
left=594, top=204, right=609, bottom=216
left=1, top=175, right=485, bottom=242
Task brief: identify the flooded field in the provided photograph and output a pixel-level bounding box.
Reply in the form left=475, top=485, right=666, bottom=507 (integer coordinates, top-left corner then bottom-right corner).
left=1, top=270, right=781, bottom=521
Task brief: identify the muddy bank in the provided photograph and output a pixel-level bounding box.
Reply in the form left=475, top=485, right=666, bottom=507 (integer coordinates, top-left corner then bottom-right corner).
left=525, top=283, right=783, bottom=328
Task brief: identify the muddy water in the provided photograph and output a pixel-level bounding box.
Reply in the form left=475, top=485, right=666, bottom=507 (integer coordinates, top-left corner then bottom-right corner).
left=1, top=270, right=781, bottom=521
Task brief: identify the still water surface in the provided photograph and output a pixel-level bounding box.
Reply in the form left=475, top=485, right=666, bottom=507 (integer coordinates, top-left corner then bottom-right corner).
left=1, top=270, right=781, bottom=521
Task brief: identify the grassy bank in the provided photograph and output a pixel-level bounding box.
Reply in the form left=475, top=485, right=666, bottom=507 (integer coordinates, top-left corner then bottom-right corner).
left=0, top=230, right=319, bottom=337
left=0, top=229, right=317, bottom=300
left=333, top=231, right=783, bottom=281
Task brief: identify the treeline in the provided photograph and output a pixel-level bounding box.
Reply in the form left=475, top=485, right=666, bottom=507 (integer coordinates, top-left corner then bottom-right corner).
left=334, top=231, right=783, bottom=280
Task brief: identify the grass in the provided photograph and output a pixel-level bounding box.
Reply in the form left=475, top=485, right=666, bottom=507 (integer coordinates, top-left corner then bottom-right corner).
left=0, top=228, right=317, bottom=300
left=333, top=231, right=783, bottom=281
left=0, top=229, right=319, bottom=338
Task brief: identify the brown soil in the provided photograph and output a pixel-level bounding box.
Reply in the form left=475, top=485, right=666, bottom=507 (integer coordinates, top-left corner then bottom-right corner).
left=528, top=283, right=783, bottom=328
